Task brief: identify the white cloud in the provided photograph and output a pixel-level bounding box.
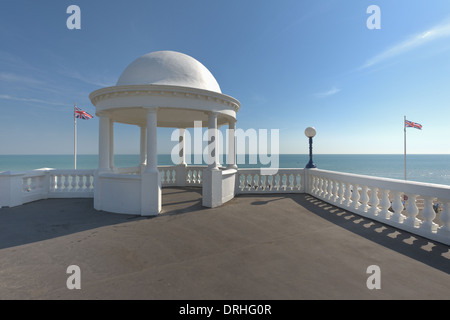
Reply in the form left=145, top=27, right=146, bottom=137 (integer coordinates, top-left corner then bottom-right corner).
left=0, top=72, right=45, bottom=86
left=0, top=94, right=65, bottom=108
left=361, top=20, right=450, bottom=70
left=315, top=86, right=341, bottom=98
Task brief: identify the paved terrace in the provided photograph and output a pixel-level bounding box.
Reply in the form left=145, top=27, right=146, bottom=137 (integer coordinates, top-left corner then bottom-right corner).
left=0, top=187, right=449, bottom=300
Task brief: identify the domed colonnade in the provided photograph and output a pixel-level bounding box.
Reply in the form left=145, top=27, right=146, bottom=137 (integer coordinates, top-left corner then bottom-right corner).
left=89, top=51, right=241, bottom=215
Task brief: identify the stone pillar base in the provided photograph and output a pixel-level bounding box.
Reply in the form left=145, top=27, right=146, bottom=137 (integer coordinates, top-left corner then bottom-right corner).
left=141, top=170, right=161, bottom=216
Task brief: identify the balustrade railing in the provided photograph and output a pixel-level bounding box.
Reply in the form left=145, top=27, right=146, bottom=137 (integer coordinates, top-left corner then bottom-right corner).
left=159, top=166, right=176, bottom=186
left=186, top=166, right=205, bottom=186
left=236, top=169, right=305, bottom=194
left=307, top=169, right=450, bottom=245
left=3, top=165, right=450, bottom=245
left=49, top=170, right=95, bottom=194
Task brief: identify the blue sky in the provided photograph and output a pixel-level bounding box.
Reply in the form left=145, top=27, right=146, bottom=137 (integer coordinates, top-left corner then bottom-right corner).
left=1, top=0, right=450, bottom=155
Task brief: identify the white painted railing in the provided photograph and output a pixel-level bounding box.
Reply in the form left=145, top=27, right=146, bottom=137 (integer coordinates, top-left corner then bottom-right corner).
left=2, top=166, right=450, bottom=245
left=48, top=170, right=95, bottom=197
left=307, top=169, right=450, bottom=245
left=236, top=169, right=305, bottom=194
left=186, top=166, right=205, bottom=186
left=159, top=165, right=205, bottom=186
left=0, top=169, right=96, bottom=207
left=159, top=166, right=177, bottom=186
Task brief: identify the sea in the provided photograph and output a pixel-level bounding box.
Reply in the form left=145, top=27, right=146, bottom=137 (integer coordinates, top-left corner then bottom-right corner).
left=1, top=154, right=450, bottom=187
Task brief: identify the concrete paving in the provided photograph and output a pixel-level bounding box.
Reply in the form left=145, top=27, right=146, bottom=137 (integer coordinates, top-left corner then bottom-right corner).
left=0, top=187, right=449, bottom=300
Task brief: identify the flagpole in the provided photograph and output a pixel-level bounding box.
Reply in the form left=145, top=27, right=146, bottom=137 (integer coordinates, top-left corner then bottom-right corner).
left=74, top=103, right=77, bottom=170
left=404, top=115, right=406, bottom=181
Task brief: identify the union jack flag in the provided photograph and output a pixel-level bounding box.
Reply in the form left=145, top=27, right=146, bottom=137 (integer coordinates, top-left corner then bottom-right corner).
left=75, top=106, right=93, bottom=120
left=405, top=119, right=422, bottom=130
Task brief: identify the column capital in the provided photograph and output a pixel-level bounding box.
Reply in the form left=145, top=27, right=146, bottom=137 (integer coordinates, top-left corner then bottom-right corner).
left=97, top=111, right=111, bottom=118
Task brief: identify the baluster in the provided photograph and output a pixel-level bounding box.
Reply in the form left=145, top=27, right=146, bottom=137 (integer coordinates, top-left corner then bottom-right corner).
left=172, top=170, right=176, bottom=183
left=389, top=191, right=405, bottom=223
left=165, top=170, right=170, bottom=184
left=321, top=178, right=327, bottom=199
left=351, top=184, right=360, bottom=210
left=274, top=174, right=280, bottom=191
left=314, top=176, right=320, bottom=196
left=327, top=179, right=334, bottom=201
left=86, top=175, right=93, bottom=190
left=255, top=174, right=261, bottom=191
left=70, top=175, right=77, bottom=191
left=63, top=175, right=70, bottom=191
left=359, top=185, right=370, bottom=213
left=261, top=175, right=268, bottom=191
left=378, top=189, right=392, bottom=219
left=268, top=175, right=274, bottom=191
left=246, top=174, right=252, bottom=191
left=318, top=178, right=324, bottom=198
left=338, top=181, right=346, bottom=205
left=191, top=170, right=198, bottom=184
left=332, top=180, right=339, bottom=203
left=404, top=194, right=419, bottom=228
left=186, top=170, right=191, bottom=184
left=326, top=179, right=332, bottom=200
left=437, top=200, right=450, bottom=236
left=296, top=173, right=302, bottom=191
left=238, top=174, right=244, bottom=191
left=80, top=175, right=87, bottom=191
left=367, top=187, right=379, bottom=216
left=293, top=174, right=300, bottom=191
left=198, top=170, right=202, bottom=184
left=56, top=175, right=63, bottom=191
left=309, top=176, right=316, bottom=194
left=344, top=183, right=353, bottom=207
left=286, top=174, right=292, bottom=191
left=420, top=196, right=438, bottom=233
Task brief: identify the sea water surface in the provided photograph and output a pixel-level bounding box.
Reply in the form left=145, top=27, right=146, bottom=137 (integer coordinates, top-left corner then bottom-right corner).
left=1, top=154, right=450, bottom=186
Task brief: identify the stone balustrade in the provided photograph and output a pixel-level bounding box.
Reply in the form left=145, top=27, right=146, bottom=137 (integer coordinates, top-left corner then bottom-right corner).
left=186, top=166, right=205, bottom=186
left=307, top=169, right=450, bottom=245
left=1, top=166, right=449, bottom=245
left=236, top=169, right=305, bottom=194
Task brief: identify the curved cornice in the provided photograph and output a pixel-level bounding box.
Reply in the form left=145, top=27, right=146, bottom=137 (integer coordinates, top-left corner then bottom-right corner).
left=89, top=84, right=241, bottom=113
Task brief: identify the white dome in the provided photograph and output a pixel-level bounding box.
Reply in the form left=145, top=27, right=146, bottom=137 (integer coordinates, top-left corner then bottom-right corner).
left=116, top=51, right=222, bottom=93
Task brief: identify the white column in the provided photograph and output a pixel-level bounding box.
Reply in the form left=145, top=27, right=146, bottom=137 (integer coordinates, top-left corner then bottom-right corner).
left=208, top=112, right=219, bottom=170
left=141, top=108, right=161, bottom=216
left=98, top=113, right=111, bottom=171
left=109, top=119, right=115, bottom=171
left=145, top=108, right=158, bottom=173
left=140, top=125, right=147, bottom=167
left=227, top=119, right=237, bottom=169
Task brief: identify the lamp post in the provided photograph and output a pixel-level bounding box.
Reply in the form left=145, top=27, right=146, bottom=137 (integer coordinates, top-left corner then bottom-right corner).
left=305, top=127, right=317, bottom=169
